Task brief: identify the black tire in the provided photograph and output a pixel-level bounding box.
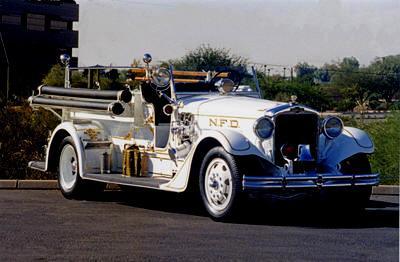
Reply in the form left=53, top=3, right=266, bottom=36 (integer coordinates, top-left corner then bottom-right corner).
left=58, top=136, right=104, bottom=199
left=199, top=147, right=243, bottom=221
left=323, top=154, right=372, bottom=210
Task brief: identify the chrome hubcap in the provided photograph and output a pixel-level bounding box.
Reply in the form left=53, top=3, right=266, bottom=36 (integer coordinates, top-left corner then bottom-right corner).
left=59, top=144, right=78, bottom=192
left=204, top=158, right=233, bottom=214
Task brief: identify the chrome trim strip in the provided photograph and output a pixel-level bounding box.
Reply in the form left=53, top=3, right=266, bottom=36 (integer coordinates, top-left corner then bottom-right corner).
left=354, top=181, right=380, bottom=186
left=354, top=174, right=379, bottom=179
left=243, top=173, right=380, bottom=190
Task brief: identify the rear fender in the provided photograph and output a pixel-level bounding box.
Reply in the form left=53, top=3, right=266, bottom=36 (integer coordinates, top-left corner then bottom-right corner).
left=46, top=121, right=105, bottom=177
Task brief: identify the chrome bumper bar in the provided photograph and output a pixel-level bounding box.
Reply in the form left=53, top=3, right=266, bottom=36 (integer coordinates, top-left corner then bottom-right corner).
left=243, top=173, right=379, bottom=190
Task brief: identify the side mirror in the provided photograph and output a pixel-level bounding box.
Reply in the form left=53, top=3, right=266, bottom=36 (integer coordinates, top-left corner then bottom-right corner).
left=215, top=78, right=235, bottom=94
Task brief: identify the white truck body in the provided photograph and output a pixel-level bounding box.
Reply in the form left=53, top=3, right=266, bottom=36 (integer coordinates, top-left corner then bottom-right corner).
left=28, top=54, right=379, bottom=219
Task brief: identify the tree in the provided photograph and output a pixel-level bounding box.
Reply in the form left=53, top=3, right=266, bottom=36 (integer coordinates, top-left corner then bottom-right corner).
left=368, top=55, right=400, bottom=104
left=314, top=65, right=332, bottom=83
left=42, top=64, right=64, bottom=86
left=294, top=62, right=317, bottom=83
left=328, top=57, right=376, bottom=111
left=258, top=71, right=332, bottom=111
left=169, top=44, right=247, bottom=71
left=340, top=56, right=360, bottom=70
left=42, top=64, right=121, bottom=90
left=330, top=57, right=360, bottom=87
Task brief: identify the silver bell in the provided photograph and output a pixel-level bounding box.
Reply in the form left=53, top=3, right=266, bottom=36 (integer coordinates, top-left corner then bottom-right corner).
left=143, top=53, right=152, bottom=64
left=60, top=54, right=71, bottom=65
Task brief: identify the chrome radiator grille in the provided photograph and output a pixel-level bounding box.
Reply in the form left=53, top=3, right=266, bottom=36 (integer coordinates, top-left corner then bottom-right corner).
left=273, top=111, right=319, bottom=167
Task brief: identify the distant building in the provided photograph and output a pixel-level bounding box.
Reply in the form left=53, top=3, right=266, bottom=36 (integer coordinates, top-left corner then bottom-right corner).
left=0, top=0, right=78, bottom=97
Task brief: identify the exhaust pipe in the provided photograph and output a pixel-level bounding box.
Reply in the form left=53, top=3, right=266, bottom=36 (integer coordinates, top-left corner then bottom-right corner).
left=38, top=86, right=132, bottom=103
left=29, top=96, right=125, bottom=115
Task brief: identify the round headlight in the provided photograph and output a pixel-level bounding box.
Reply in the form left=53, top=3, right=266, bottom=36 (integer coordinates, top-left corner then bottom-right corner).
left=151, top=67, right=171, bottom=88
left=322, top=116, right=343, bottom=139
left=254, top=117, right=274, bottom=139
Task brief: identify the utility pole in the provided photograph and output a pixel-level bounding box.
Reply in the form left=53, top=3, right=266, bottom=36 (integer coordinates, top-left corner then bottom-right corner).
left=0, top=31, right=10, bottom=101
left=290, top=67, right=293, bottom=81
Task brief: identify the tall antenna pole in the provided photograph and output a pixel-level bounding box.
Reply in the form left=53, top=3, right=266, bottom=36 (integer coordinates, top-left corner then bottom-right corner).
left=0, top=32, right=10, bottom=101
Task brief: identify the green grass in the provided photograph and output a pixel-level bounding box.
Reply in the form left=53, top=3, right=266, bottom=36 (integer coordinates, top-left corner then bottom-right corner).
left=344, top=112, right=400, bottom=185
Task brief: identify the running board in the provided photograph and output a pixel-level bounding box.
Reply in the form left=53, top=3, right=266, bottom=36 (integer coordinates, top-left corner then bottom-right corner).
left=84, top=173, right=170, bottom=190
left=28, top=161, right=46, bottom=172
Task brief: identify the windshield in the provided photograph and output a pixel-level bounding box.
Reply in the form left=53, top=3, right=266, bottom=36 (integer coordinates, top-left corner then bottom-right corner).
left=173, top=67, right=260, bottom=98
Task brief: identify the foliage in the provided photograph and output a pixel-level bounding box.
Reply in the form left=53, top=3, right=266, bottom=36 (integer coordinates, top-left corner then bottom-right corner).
left=42, top=64, right=65, bottom=86
left=169, top=44, right=248, bottom=71
left=294, top=62, right=317, bottom=83
left=42, top=64, right=88, bottom=88
left=270, top=55, right=400, bottom=112
left=70, top=72, right=88, bottom=89
left=42, top=64, right=130, bottom=90
left=368, top=55, right=400, bottom=103
left=0, top=101, right=59, bottom=179
left=259, top=75, right=332, bottom=111
left=344, top=112, right=400, bottom=185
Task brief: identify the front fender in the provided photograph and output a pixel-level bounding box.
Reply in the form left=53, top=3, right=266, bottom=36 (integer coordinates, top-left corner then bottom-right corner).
left=161, top=129, right=267, bottom=192
left=319, top=126, right=374, bottom=167
left=197, top=129, right=266, bottom=159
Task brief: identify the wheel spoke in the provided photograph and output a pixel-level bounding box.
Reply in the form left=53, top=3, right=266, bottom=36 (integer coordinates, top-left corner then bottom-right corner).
left=204, top=157, right=233, bottom=213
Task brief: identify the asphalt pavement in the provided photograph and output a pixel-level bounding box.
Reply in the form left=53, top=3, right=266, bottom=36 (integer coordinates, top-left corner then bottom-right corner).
left=0, top=189, right=398, bottom=261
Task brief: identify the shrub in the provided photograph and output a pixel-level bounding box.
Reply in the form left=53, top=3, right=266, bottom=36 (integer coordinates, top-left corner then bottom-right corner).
left=349, top=112, right=400, bottom=185
left=389, top=101, right=400, bottom=110
left=261, top=79, right=332, bottom=111
left=0, top=102, right=59, bottom=179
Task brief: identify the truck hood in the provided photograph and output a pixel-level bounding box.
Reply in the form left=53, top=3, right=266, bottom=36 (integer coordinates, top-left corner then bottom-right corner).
left=180, top=94, right=288, bottom=119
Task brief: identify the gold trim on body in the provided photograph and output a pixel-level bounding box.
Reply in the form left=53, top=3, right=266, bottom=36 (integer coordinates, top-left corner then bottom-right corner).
left=209, top=118, right=240, bottom=128
left=197, top=114, right=258, bottom=120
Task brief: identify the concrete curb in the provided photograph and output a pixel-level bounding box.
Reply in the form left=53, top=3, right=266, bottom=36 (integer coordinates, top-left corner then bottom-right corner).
left=0, top=180, right=119, bottom=190
left=0, top=180, right=398, bottom=195
left=0, top=180, right=18, bottom=189
left=0, top=180, right=58, bottom=189
left=372, top=185, right=399, bottom=196
left=17, top=180, right=59, bottom=189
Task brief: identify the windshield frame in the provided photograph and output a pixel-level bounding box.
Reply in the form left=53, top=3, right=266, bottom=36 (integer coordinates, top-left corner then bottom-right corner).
left=170, top=66, right=262, bottom=99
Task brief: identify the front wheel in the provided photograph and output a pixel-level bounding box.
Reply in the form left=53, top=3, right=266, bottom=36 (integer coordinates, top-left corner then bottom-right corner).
left=323, top=154, right=372, bottom=210
left=199, top=147, right=243, bottom=221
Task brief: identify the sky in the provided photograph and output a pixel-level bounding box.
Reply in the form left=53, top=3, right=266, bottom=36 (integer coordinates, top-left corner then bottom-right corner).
left=74, top=0, right=400, bottom=68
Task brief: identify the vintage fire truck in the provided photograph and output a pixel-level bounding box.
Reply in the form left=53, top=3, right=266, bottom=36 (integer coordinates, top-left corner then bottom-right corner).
left=28, top=53, right=379, bottom=220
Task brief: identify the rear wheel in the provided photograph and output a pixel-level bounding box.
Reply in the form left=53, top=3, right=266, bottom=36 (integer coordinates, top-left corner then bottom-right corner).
left=58, top=136, right=104, bottom=199
left=199, top=147, right=243, bottom=221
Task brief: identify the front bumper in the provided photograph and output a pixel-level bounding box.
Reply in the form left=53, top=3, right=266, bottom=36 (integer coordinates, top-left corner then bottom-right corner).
left=243, top=173, right=379, bottom=190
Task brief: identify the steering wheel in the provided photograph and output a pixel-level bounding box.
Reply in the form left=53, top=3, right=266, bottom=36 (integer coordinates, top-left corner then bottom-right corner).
left=210, top=69, right=243, bottom=88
